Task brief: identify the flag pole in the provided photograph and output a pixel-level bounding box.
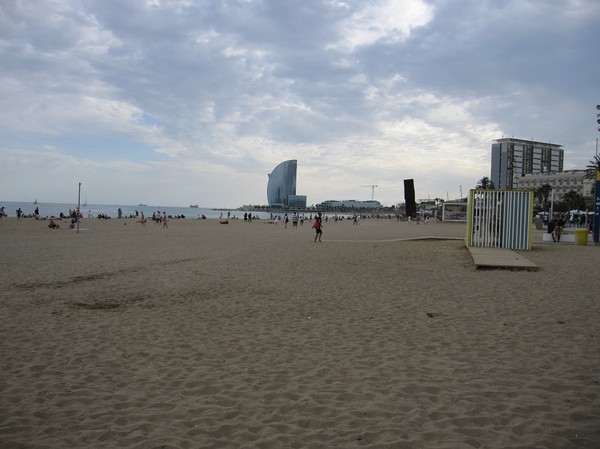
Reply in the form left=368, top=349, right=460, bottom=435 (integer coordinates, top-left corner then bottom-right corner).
left=77, top=182, right=81, bottom=234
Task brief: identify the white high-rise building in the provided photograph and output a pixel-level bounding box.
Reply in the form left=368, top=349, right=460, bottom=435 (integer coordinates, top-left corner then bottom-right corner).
left=491, top=138, right=563, bottom=189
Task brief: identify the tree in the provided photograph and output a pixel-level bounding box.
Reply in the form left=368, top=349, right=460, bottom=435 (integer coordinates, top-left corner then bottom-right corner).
left=535, top=184, right=552, bottom=211
left=562, top=190, right=585, bottom=211
left=585, top=155, right=600, bottom=179
left=475, top=176, right=495, bottom=189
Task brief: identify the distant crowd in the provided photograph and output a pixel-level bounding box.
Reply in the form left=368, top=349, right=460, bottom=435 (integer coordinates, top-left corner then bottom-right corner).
left=1, top=206, right=84, bottom=222
left=1, top=206, right=421, bottom=223
left=535, top=212, right=593, bottom=231
left=0, top=206, right=191, bottom=221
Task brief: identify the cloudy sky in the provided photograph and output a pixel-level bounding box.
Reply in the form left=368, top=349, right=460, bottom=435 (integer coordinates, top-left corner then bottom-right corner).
left=1, top=0, right=599, bottom=208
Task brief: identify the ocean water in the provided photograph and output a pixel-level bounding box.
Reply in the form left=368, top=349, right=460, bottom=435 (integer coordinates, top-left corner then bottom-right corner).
left=0, top=201, right=273, bottom=220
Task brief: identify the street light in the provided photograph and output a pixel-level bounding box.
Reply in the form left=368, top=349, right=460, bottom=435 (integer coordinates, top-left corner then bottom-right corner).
left=596, top=105, right=600, bottom=154
left=595, top=105, right=600, bottom=243
left=77, top=182, right=81, bottom=234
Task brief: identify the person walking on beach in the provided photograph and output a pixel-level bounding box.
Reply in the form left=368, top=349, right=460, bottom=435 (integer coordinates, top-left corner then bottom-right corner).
left=162, top=212, right=168, bottom=229
left=312, top=212, right=323, bottom=242
left=553, top=215, right=566, bottom=242
left=140, top=212, right=146, bottom=226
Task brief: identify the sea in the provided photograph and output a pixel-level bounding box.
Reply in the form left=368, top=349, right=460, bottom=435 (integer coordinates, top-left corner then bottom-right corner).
left=0, top=200, right=274, bottom=220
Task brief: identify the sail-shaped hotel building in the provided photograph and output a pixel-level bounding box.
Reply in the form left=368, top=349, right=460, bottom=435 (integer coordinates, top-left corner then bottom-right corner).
left=267, top=159, right=306, bottom=208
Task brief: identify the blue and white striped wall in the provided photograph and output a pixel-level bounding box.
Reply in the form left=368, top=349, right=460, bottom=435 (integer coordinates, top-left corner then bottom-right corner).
left=466, top=189, right=534, bottom=250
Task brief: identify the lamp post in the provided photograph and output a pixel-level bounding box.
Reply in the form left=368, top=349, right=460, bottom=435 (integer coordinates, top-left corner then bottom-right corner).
left=596, top=104, right=600, bottom=157
left=77, top=182, right=81, bottom=234
left=594, top=170, right=600, bottom=244
left=595, top=105, right=600, bottom=243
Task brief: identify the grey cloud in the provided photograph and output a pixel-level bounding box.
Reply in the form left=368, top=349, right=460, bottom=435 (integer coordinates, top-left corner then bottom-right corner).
left=1, top=0, right=598, bottom=206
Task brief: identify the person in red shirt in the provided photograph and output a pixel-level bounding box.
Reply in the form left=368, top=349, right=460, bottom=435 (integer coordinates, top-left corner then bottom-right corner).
left=312, top=212, right=323, bottom=242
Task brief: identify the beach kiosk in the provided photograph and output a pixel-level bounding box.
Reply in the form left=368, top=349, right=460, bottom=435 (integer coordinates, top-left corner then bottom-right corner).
left=466, top=189, right=534, bottom=250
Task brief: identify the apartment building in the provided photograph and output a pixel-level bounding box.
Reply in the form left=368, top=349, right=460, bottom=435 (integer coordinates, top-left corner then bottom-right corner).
left=515, top=170, right=593, bottom=201
left=491, top=138, right=563, bottom=189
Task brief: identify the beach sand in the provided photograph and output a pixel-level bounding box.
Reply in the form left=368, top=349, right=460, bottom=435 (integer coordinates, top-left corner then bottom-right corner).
left=0, top=217, right=599, bottom=448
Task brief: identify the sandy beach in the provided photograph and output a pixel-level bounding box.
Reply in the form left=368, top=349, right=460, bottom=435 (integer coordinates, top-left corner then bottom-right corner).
left=1, top=216, right=599, bottom=449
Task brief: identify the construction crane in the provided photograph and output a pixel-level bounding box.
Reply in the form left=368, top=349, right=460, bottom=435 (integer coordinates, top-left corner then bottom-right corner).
left=361, top=184, right=378, bottom=201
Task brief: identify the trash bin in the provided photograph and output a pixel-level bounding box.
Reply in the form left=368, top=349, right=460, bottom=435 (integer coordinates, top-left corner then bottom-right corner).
left=575, top=229, right=588, bottom=246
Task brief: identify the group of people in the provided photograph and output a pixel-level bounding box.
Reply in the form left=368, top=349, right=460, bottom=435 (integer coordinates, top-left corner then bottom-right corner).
left=15, top=207, right=36, bottom=219
left=151, top=211, right=169, bottom=228
left=547, top=215, right=568, bottom=242
left=281, top=213, right=301, bottom=229
left=260, top=211, right=323, bottom=241
left=2, top=206, right=326, bottom=242
left=269, top=212, right=315, bottom=226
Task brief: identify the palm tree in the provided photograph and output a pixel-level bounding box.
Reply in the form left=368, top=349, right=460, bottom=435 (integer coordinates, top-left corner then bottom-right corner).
left=475, top=176, right=495, bottom=189
left=585, top=155, right=600, bottom=179
left=562, top=190, right=585, bottom=211
left=535, top=184, right=552, bottom=211
left=534, top=186, right=543, bottom=205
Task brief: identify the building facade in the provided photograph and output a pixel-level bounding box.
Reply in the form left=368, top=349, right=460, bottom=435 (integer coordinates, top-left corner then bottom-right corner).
left=317, top=200, right=382, bottom=210
left=515, top=170, right=593, bottom=202
left=287, top=195, right=307, bottom=209
left=491, top=138, right=563, bottom=189
left=267, top=160, right=298, bottom=208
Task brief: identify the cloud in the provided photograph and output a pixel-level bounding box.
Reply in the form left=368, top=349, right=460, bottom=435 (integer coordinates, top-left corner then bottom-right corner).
left=1, top=0, right=599, bottom=206
left=330, top=0, right=433, bottom=51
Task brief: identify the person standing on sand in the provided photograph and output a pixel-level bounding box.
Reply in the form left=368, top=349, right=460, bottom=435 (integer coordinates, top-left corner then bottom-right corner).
left=162, top=212, right=168, bottom=229
left=312, top=212, right=323, bottom=242
left=553, top=215, right=566, bottom=242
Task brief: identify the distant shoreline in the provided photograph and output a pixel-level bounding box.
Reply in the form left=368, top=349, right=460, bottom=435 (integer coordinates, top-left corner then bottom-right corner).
left=1, top=200, right=400, bottom=219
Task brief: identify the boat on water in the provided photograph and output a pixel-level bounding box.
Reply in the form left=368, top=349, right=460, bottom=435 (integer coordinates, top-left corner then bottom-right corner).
left=138, top=203, right=148, bottom=207
left=190, top=204, right=199, bottom=208
left=33, top=199, right=38, bottom=204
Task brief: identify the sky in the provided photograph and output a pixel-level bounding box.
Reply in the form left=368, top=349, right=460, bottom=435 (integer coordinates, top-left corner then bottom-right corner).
left=1, top=0, right=599, bottom=208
